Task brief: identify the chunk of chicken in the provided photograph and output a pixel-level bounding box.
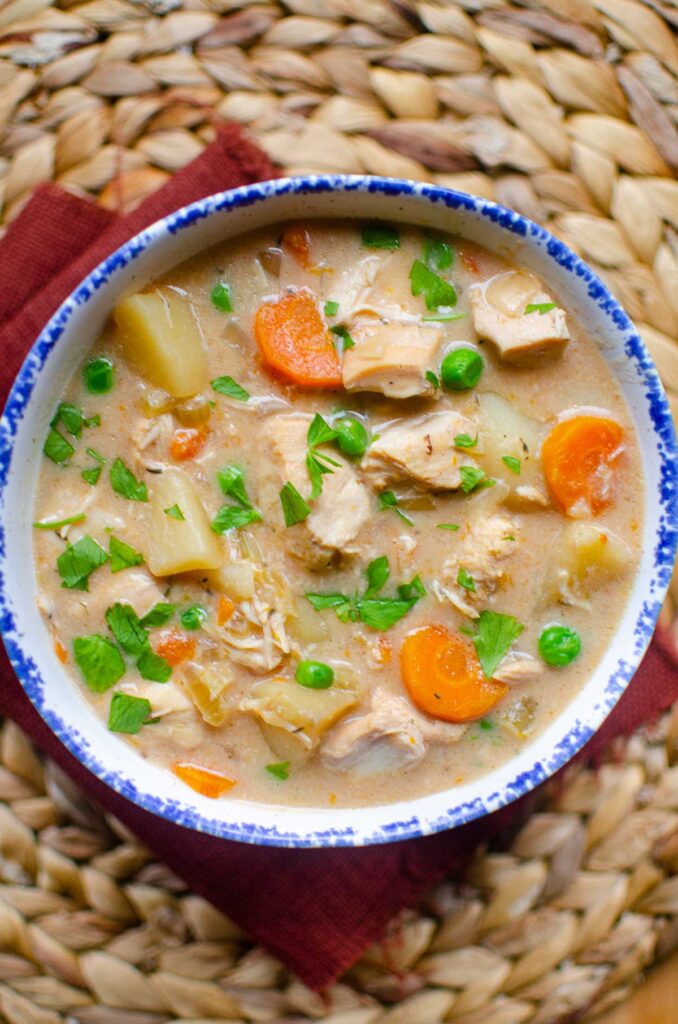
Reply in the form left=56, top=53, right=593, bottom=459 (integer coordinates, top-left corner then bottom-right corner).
left=342, top=319, right=444, bottom=399
left=321, top=690, right=467, bottom=774
left=470, top=271, right=569, bottom=364
left=362, top=411, right=479, bottom=491
left=437, top=514, right=519, bottom=618
left=493, top=653, right=541, bottom=685
left=241, top=676, right=360, bottom=753
left=260, top=414, right=370, bottom=567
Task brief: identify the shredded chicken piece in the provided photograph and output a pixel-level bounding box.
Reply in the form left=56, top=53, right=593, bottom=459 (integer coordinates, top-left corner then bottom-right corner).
left=493, top=653, right=541, bottom=685
left=438, top=514, right=519, bottom=618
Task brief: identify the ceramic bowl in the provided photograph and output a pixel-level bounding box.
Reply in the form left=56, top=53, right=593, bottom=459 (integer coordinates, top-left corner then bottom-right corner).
left=1, top=176, right=677, bottom=848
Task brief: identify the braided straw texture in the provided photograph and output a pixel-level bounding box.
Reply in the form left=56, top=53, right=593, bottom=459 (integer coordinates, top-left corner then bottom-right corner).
left=1, top=1, right=678, bottom=1020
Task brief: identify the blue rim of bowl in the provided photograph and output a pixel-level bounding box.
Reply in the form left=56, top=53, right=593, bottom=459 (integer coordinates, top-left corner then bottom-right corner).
left=1, top=174, right=677, bottom=848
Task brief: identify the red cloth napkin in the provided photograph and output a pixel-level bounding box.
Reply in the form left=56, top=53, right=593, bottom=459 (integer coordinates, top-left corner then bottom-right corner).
left=1, top=124, right=677, bottom=990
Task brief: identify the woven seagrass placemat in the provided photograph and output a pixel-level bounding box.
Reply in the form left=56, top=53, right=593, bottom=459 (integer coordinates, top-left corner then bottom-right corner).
left=1, top=2, right=678, bottom=1021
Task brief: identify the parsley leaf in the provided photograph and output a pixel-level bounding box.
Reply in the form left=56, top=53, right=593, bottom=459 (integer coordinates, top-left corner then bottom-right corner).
left=57, top=536, right=108, bottom=591
left=105, top=603, right=149, bottom=657
left=457, top=567, right=476, bottom=592
left=470, top=610, right=524, bottom=678
left=164, top=504, right=185, bottom=520
left=109, top=536, right=144, bottom=573
left=43, top=429, right=75, bottom=465
left=460, top=465, right=494, bottom=494
left=51, top=402, right=83, bottom=438
left=139, top=603, right=175, bottom=628
left=424, top=236, right=453, bottom=271
left=397, top=574, right=426, bottom=600
left=108, top=693, right=153, bottom=734
left=410, top=259, right=457, bottom=310
left=280, top=482, right=311, bottom=527
left=211, top=375, right=249, bottom=401
left=73, top=635, right=125, bottom=692
left=425, top=370, right=440, bottom=389
left=365, top=555, right=390, bottom=597
left=84, top=357, right=113, bottom=394
left=305, top=415, right=341, bottom=499
left=307, top=413, right=338, bottom=449
left=82, top=447, right=105, bottom=486
left=305, top=592, right=355, bottom=617
left=137, top=648, right=172, bottom=682
left=211, top=281, right=232, bottom=312
left=455, top=434, right=477, bottom=449
left=502, top=455, right=521, bottom=475
left=437, top=523, right=460, bottom=531
left=110, top=458, right=147, bottom=502
left=525, top=302, right=557, bottom=315
left=355, top=597, right=419, bottom=631
left=181, top=605, right=207, bottom=630
left=378, top=490, right=414, bottom=525
left=324, top=300, right=339, bottom=317
left=34, top=513, right=86, bottom=530
left=217, top=465, right=252, bottom=508
left=330, top=325, right=355, bottom=351
left=211, top=505, right=262, bottom=533
left=266, top=761, right=290, bottom=780
left=362, top=224, right=400, bottom=249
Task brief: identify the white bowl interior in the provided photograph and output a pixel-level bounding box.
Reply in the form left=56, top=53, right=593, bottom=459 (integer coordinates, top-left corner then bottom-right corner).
left=1, top=179, right=674, bottom=846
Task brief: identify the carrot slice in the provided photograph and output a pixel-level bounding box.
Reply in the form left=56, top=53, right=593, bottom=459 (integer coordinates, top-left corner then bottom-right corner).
left=54, top=639, right=68, bottom=664
left=170, top=427, right=207, bottom=461
left=282, top=224, right=313, bottom=269
left=400, top=624, right=508, bottom=723
left=254, top=290, right=342, bottom=389
left=155, top=630, right=196, bottom=666
left=542, top=415, right=624, bottom=516
left=173, top=762, right=235, bottom=799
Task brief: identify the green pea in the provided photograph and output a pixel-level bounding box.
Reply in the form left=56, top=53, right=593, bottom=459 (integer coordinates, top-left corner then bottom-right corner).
left=295, top=660, right=334, bottom=689
left=538, top=625, right=581, bottom=667
left=440, top=347, right=483, bottom=391
left=84, top=357, right=114, bottom=394
left=334, top=417, right=369, bottom=458
left=211, top=281, right=232, bottom=312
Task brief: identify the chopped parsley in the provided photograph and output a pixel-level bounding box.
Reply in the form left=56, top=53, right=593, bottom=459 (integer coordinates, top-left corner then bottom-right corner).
left=164, top=504, right=185, bottom=520
left=211, top=281, right=233, bottom=312
left=82, top=447, right=105, bottom=486
left=51, top=402, right=83, bottom=438
left=33, top=513, right=86, bottom=531
left=266, top=762, right=290, bottom=780
left=454, top=434, right=477, bottom=449
left=460, top=465, right=494, bottom=494
left=139, top=603, right=175, bottom=628
left=425, top=370, right=440, bottom=389
left=57, top=536, right=108, bottom=591
left=377, top=490, right=414, bottom=525
left=457, top=567, right=476, bottom=592
left=421, top=312, right=465, bottom=322
left=108, top=693, right=154, bottom=734
left=437, top=523, right=460, bottom=531
left=110, top=458, right=148, bottom=502
left=83, top=357, right=114, bottom=394
left=502, top=456, right=521, bottom=475
left=109, top=536, right=144, bottom=573
left=43, top=429, right=75, bottom=465
left=280, top=481, right=311, bottom=527
left=324, top=300, right=339, bottom=317
left=330, top=324, right=355, bottom=351
left=73, top=635, right=125, bottom=692
left=211, top=375, right=249, bottom=402
left=106, top=603, right=149, bottom=657
left=306, top=414, right=341, bottom=500
left=525, top=302, right=557, bottom=315
left=211, top=505, right=262, bottom=533
left=181, top=605, right=207, bottom=631
left=410, top=259, right=457, bottom=310
left=361, top=224, right=400, bottom=250
left=469, top=610, right=524, bottom=678
left=424, top=235, right=453, bottom=271
left=137, top=648, right=172, bottom=683
left=306, top=556, right=425, bottom=631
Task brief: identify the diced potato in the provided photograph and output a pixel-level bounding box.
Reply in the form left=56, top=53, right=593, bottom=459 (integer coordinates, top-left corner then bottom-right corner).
left=500, top=696, right=537, bottom=740
left=543, top=522, right=632, bottom=606
left=139, top=385, right=175, bottom=417
left=181, top=662, right=232, bottom=727
left=287, top=597, right=329, bottom=646
left=205, top=560, right=257, bottom=602
left=114, top=289, right=208, bottom=398
left=146, top=469, right=223, bottom=576
left=477, top=392, right=549, bottom=509
left=240, top=676, right=360, bottom=751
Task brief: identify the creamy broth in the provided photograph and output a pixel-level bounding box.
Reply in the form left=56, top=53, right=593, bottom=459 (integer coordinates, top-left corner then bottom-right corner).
left=33, top=221, right=642, bottom=808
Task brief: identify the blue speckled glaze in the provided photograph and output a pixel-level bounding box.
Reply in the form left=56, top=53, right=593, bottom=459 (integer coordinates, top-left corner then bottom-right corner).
left=1, top=175, right=676, bottom=848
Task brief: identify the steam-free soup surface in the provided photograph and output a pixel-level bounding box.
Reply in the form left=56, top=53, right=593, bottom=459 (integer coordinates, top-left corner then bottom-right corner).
left=33, top=221, right=642, bottom=807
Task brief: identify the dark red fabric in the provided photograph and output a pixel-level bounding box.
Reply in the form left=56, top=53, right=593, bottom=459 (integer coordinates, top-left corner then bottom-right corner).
left=1, top=125, right=677, bottom=989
